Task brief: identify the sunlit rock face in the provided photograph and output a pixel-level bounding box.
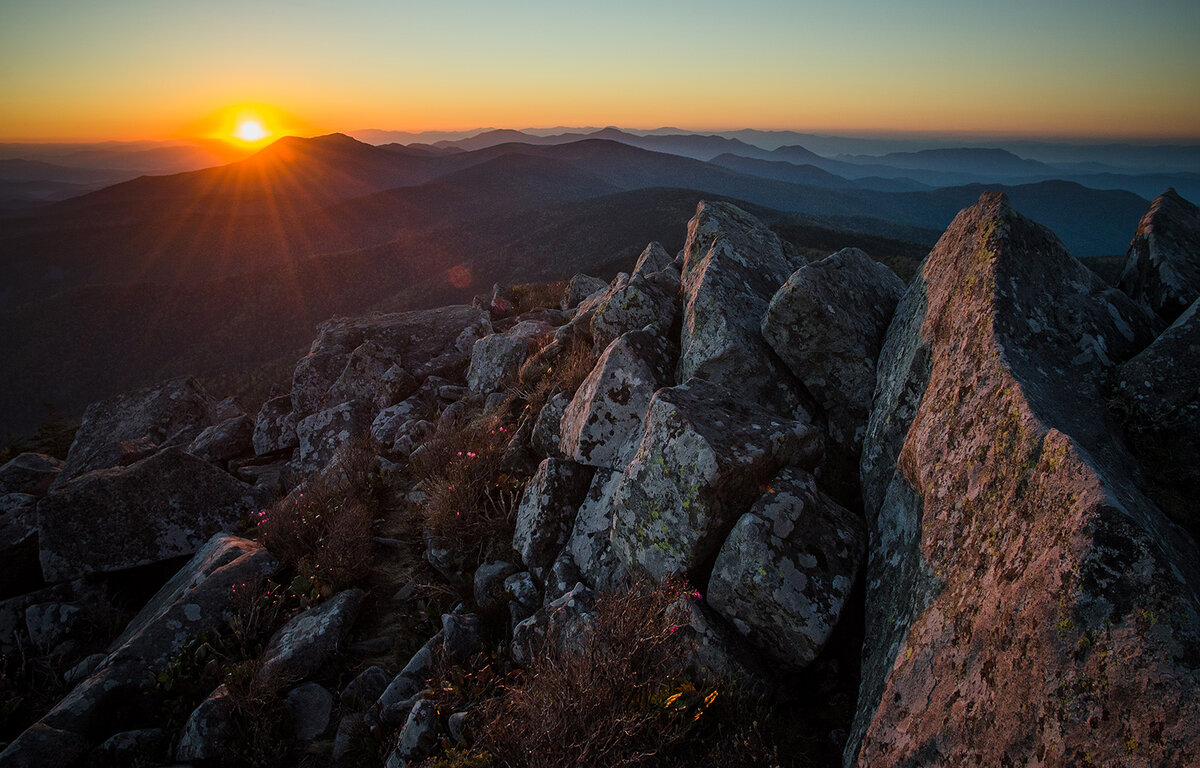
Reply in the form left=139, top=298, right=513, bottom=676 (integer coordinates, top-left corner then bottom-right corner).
left=1119, top=188, right=1200, bottom=323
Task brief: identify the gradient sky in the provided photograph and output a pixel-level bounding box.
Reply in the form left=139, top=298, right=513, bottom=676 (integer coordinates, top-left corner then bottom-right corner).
left=2, top=0, right=1198, bottom=141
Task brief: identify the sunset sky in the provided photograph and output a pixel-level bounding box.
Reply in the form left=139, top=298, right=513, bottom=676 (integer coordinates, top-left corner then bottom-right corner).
left=2, top=0, right=1198, bottom=141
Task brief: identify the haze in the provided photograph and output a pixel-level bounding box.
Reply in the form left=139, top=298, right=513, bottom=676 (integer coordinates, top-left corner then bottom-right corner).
left=2, top=0, right=1198, bottom=141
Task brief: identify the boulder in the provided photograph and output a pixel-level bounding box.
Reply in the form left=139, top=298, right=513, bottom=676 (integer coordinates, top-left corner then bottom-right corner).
left=294, top=401, right=370, bottom=473
left=86, top=728, right=168, bottom=767
left=706, top=467, right=864, bottom=669
left=340, top=665, right=391, bottom=710
left=252, top=394, right=299, bottom=456
left=559, top=329, right=674, bottom=470
left=0, top=492, right=40, bottom=598
left=186, top=414, right=253, bottom=465
left=0, top=723, right=90, bottom=768
left=258, top=588, right=365, bottom=683
left=38, top=448, right=257, bottom=582
left=761, top=247, right=905, bottom=457
left=286, top=682, right=333, bottom=740
left=632, top=241, right=675, bottom=279
left=848, top=192, right=1197, bottom=767
left=25, top=601, right=83, bottom=650
left=677, top=201, right=806, bottom=409
left=564, top=468, right=623, bottom=588
left=467, top=333, right=536, bottom=396
left=1112, top=296, right=1200, bottom=539
left=53, top=376, right=215, bottom=488
left=442, top=612, right=484, bottom=662
left=0, top=452, right=62, bottom=496
left=590, top=272, right=677, bottom=352
left=1119, top=188, right=1200, bottom=321
left=392, top=698, right=441, bottom=764
left=608, top=379, right=822, bottom=581
left=530, top=392, right=570, bottom=459
left=504, top=571, right=539, bottom=628
left=561, top=273, right=608, bottom=310
left=473, top=560, right=519, bottom=610
left=511, top=582, right=597, bottom=665
left=513, top=458, right=594, bottom=581
left=175, top=684, right=235, bottom=762
left=325, top=339, right=406, bottom=410
left=375, top=631, right=443, bottom=724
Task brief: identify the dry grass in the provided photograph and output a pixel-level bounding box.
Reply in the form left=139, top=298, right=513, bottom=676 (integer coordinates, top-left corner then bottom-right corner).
left=511, top=280, right=568, bottom=314
left=517, top=332, right=597, bottom=426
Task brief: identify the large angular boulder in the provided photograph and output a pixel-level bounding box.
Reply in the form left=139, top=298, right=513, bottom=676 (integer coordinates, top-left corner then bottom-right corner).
left=1111, top=297, right=1200, bottom=539
left=706, top=467, right=863, bottom=669
left=762, top=247, right=905, bottom=456
left=848, top=193, right=1196, bottom=767
left=677, top=201, right=806, bottom=409
left=589, top=272, right=677, bottom=352
left=252, top=394, right=299, bottom=456
left=608, top=379, right=823, bottom=581
left=631, top=241, right=676, bottom=279
left=467, top=333, right=537, bottom=396
left=0, top=452, right=62, bottom=496
left=295, top=401, right=370, bottom=472
left=52, top=376, right=215, bottom=488
left=559, top=329, right=674, bottom=470
left=564, top=468, right=622, bottom=588
left=0, top=493, right=40, bottom=598
left=561, top=273, right=608, bottom=310
left=513, top=458, right=594, bottom=581
left=324, top=339, right=406, bottom=410
left=1118, top=188, right=1200, bottom=322
left=38, top=448, right=257, bottom=582
left=186, top=414, right=253, bottom=465
left=258, top=588, right=365, bottom=683
left=175, top=684, right=236, bottom=762
left=530, top=392, right=570, bottom=459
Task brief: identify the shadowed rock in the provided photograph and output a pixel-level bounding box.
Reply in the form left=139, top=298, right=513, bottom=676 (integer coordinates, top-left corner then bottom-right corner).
left=849, top=192, right=1197, bottom=767
left=1119, top=188, right=1200, bottom=322
left=513, top=458, right=594, bottom=581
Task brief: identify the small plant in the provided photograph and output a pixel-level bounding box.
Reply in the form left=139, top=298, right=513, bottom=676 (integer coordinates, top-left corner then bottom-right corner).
left=510, top=280, right=568, bottom=314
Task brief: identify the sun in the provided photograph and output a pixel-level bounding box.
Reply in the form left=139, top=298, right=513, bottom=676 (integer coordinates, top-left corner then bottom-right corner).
left=233, top=118, right=269, bottom=143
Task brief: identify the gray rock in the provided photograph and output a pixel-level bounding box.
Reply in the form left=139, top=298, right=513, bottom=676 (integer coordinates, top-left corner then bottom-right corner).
left=511, top=582, right=596, bottom=665
left=295, top=401, right=369, bottom=473
left=87, top=728, right=167, bottom=766
left=447, top=711, right=469, bottom=743
left=513, top=458, right=594, bottom=580
left=542, top=552, right=582, bottom=604
left=677, top=201, right=807, bottom=409
left=325, top=339, right=406, bottom=410
left=442, top=612, right=483, bottom=662
left=1119, top=188, right=1200, bottom=321
left=175, top=684, right=234, bottom=762
left=666, top=594, right=772, bottom=692
left=504, top=571, right=539, bottom=628
left=761, top=247, right=905, bottom=457
left=252, top=394, right=299, bottom=456
left=530, top=392, right=570, bottom=459
left=559, top=329, right=674, bottom=470
left=341, top=665, right=391, bottom=710
left=258, top=588, right=365, bottom=683
left=370, top=396, right=427, bottom=446
left=331, top=713, right=366, bottom=762
left=0, top=492, right=40, bottom=598
left=564, top=468, right=622, bottom=589
left=473, top=560, right=519, bottom=610
left=0, top=452, right=62, bottom=496
left=210, top=396, right=245, bottom=424
left=590, top=272, right=677, bottom=352
left=393, top=698, right=440, bottom=763
left=484, top=391, right=509, bottom=412
left=286, top=682, right=333, bottom=740
left=53, top=376, right=216, bottom=488
left=63, top=653, right=105, bottom=686
left=632, top=241, right=675, bottom=279
left=467, top=333, right=536, bottom=396
left=848, top=192, right=1196, bottom=768
left=707, top=467, right=864, bottom=669
left=25, top=601, right=82, bottom=650
left=608, top=379, right=823, bottom=581
left=186, top=414, right=254, bottom=465
left=376, top=632, right=443, bottom=724
left=562, top=273, right=608, bottom=310
left=0, top=723, right=90, bottom=768
left=436, top=400, right=470, bottom=435
left=38, top=448, right=257, bottom=582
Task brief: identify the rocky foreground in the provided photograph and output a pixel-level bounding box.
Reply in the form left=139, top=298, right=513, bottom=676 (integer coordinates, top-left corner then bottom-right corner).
left=1, top=190, right=1198, bottom=767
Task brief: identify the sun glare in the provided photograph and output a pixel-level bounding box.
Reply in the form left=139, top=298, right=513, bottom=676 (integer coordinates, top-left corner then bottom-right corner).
left=233, top=118, right=269, bottom=143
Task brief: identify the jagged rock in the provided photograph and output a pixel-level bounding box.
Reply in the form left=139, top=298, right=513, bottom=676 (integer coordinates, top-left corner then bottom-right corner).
left=608, top=379, right=822, bottom=581
left=25, top=601, right=82, bottom=650
left=331, top=713, right=366, bottom=762
left=0, top=582, right=75, bottom=652
left=848, top=192, right=1195, bottom=767
left=677, top=201, right=806, bottom=409
left=442, top=612, right=483, bottom=662
left=252, top=394, right=299, bottom=456
left=370, top=396, right=427, bottom=445
left=511, top=582, right=596, bottom=665
left=474, top=560, right=519, bottom=610
left=1112, top=297, right=1200, bottom=538
left=0, top=723, right=90, bottom=768
left=1119, top=189, right=1200, bottom=321
left=707, top=467, right=864, bottom=669
left=530, top=392, right=569, bottom=459
left=762, top=247, right=905, bottom=457
left=447, top=711, right=469, bottom=743
left=175, top=684, right=235, bottom=762
left=436, top=400, right=470, bottom=434
left=467, top=333, right=536, bottom=396
left=562, top=273, right=608, bottom=310
left=53, top=376, right=215, bottom=488
left=286, top=682, right=333, bottom=740
left=559, top=329, right=674, bottom=470
left=0, top=452, right=62, bottom=496
left=0, top=493, right=40, bottom=598
left=258, top=588, right=364, bottom=683
left=295, top=401, right=369, bottom=472
left=513, top=458, right=594, bottom=581
left=38, top=448, right=257, bottom=582
left=590, top=272, right=677, bottom=352
left=505, top=319, right=555, bottom=342
left=210, top=396, right=245, bottom=423
left=484, top=391, right=508, bottom=411
left=666, top=595, right=771, bottom=692
left=376, top=632, right=443, bottom=724
left=64, top=653, right=105, bottom=686
left=86, top=728, right=167, bottom=767
left=543, top=552, right=583, bottom=604
left=565, top=468, right=622, bottom=588
left=504, top=571, right=539, bottom=628
left=186, top=414, right=253, bottom=465
left=325, top=339, right=406, bottom=409
left=632, top=241, right=675, bottom=279
left=341, top=665, right=391, bottom=710
left=392, top=698, right=441, bottom=764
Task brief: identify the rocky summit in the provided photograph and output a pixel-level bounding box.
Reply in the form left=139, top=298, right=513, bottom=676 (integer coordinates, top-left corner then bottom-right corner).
left=2, top=191, right=1198, bottom=767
